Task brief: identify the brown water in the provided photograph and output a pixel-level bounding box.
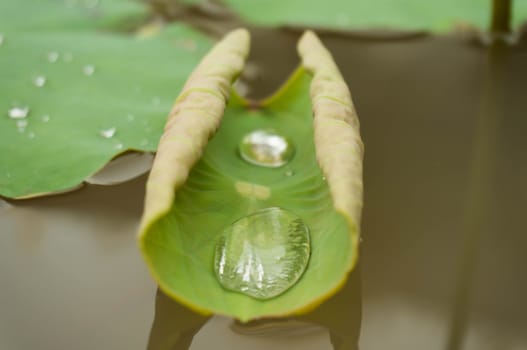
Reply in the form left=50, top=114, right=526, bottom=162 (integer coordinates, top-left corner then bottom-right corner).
left=1, top=29, right=526, bottom=350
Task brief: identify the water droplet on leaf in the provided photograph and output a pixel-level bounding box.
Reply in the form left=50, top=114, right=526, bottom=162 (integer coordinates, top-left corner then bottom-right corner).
left=83, top=64, right=95, bottom=76
left=41, top=115, right=50, bottom=122
left=27, top=131, right=35, bottom=139
left=8, top=106, right=29, bottom=119
left=47, top=51, right=59, bottom=63
left=0, top=34, right=4, bottom=46
left=285, top=169, right=294, bottom=177
left=100, top=127, right=116, bottom=138
left=239, top=129, right=294, bottom=168
left=152, top=96, right=160, bottom=106
left=33, top=75, right=46, bottom=87
left=214, top=207, right=310, bottom=299
left=16, top=119, right=28, bottom=132
left=126, top=114, right=135, bottom=121
left=114, top=143, right=123, bottom=150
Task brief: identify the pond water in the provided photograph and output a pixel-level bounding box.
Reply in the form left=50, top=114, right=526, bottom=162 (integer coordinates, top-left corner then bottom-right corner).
left=1, top=29, right=526, bottom=350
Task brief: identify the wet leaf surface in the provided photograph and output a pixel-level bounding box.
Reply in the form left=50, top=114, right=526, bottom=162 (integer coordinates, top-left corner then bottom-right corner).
left=0, top=0, right=213, bottom=198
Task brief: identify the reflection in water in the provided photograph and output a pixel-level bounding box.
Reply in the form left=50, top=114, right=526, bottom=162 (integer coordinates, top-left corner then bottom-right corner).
left=147, top=267, right=361, bottom=350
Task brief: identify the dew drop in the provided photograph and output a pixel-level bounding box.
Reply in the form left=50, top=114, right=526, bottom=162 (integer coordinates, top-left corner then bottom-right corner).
left=239, top=129, right=294, bottom=168
left=100, top=127, right=116, bottom=138
left=16, top=119, right=28, bottom=132
left=114, top=143, right=123, bottom=150
left=140, top=139, right=149, bottom=147
left=214, top=207, right=310, bottom=299
left=285, top=169, right=294, bottom=177
left=33, top=75, right=46, bottom=87
left=0, top=34, right=4, bottom=46
left=28, top=131, right=35, bottom=139
left=47, top=51, right=59, bottom=63
left=41, top=115, right=50, bottom=122
left=152, top=96, right=160, bottom=106
left=8, top=106, right=29, bottom=119
left=83, top=64, right=95, bottom=76
left=126, top=114, right=135, bottom=121
left=322, top=175, right=327, bottom=181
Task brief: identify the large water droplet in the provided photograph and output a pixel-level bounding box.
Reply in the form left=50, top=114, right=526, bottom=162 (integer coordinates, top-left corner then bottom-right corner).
left=33, top=75, right=46, bottom=87
left=47, top=51, right=59, bottom=63
left=100, top=127, right=116, bottom=138
left=83, top=64, right=95, bottom=76
left=239, top=129, right=294, bottom=168
left=8, top=106, right=29, bottom=119
left=214, top=207, right=310, bottom=299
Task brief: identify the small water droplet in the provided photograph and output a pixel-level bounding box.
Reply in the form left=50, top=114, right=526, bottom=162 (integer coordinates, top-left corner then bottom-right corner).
left=152, top=96, right=160, bottom=106
left=0, top=34, right=4, bottom=46
left=47, top=51, right=59, bottom=63
left=285, top=169, right=294, bottom=177
left=114, top=143, right=123, bottom=150
left=140, top=139, right=149, bottom=147
left=41, top=115, right=50, bottom=122
left=28, top=131, right=35, bottom=139
left=100, top=127, right=116, bottom=138
left=16, top=119, right=28, bottom=132
left=33, top=75, right=46, bottom=87
left=83, top=64, right=95, bottom=76
left=63, top=52, right=74, bottom=62
left=214, top=207, right=310, bottom=299
left=8, top=106, right=29, bottom=119
left=239, top=129, right=294, bottom=168
left=322, top=175, right=327, bottom=181
left=126, top=114, right=135, bottom=121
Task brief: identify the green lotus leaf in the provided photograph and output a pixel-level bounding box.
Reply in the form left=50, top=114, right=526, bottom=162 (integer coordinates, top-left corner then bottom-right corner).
left=215, top=0, right=527, bottom=32
left=138, top=29, right=363, bottom=321
left=0, top=0, right=213, bottom=198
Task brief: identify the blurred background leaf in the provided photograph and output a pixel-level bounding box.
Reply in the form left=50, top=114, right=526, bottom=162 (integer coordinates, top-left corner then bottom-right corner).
left=188, top=0, right=527, bottom=32
left=0, top=0, right=212, bottom=198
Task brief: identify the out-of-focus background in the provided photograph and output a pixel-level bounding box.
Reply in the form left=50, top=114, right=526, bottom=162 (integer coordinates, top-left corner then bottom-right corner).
left=1, top=1, right=526, bottom=349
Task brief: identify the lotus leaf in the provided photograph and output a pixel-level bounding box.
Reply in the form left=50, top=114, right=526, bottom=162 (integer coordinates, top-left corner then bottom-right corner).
left=0, top=0, right=213, bottom=198
left=138, top=29, right=363, bottom=321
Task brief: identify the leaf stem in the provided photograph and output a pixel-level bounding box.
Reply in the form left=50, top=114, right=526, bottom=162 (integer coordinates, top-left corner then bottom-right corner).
left=491, top=0, right=511, bottom=34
